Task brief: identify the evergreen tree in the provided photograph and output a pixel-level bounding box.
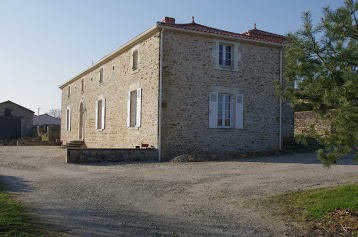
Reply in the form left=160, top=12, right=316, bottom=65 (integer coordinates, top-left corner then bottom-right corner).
left=280, top=0, right=358, bottom=166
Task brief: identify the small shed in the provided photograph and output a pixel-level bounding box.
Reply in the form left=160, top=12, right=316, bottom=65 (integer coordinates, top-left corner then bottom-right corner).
left=0, top=100, right=34, bottom=139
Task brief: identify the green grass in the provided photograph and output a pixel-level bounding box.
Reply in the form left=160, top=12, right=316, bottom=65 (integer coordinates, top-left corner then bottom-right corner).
left=275, top=184, right=358, bottom=220
left=0, top=183, right=55, bottom=237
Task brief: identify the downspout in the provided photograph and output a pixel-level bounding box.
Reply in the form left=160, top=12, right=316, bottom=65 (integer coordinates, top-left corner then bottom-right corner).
left=158, top=29, right=164, bottom=162
left=279, top=47, right=283, bottom=149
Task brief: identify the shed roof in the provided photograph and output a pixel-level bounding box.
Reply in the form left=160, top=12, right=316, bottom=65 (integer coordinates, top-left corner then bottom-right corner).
left=0, top=100, right=35, bottom=113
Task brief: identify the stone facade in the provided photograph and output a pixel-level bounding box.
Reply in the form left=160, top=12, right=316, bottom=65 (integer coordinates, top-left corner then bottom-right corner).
left=160, top=30, right=293, bottom=159
left=60, top=18, right=294, bottom=161
left=61, top=31, right=160, bottom=149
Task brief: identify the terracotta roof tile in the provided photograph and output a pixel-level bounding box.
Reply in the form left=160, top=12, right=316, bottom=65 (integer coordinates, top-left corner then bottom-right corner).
left=157, top=21, right=287, bottom=44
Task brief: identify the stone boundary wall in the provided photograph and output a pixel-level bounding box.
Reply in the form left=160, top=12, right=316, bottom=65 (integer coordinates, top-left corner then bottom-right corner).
left=66, top=148, right=158, bottom=163
left=295, top=111, right=331, bottom=136
left=0, top=139, right=61, bottom=146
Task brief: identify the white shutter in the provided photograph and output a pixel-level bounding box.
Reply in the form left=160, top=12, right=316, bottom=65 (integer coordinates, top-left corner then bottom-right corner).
left=69, top=108, right=71, bottom=131
left=235, top=94, right=244, bottom=129
left=212, top=42, right=218, bottom=67
left=95, top=99, right=98, bottom=129
left=136, top=88, right=142, bottom=127
left=127, top=92, right=130, bottom=127
left=209, top=92, right=218, bottom=128
left=101, top=99, right=106, bottom=129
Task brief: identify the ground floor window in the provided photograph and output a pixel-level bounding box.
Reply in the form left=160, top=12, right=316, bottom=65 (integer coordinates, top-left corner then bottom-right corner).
left=127, top=88, right=142, bottom=128
left=66, top=106, right=71, bottom=131
left=96, top=97, right=106, bottom=130
left=209, top=92, right=243, bottom=129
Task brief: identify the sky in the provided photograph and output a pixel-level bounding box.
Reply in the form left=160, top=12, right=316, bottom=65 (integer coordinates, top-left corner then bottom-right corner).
left=0, top=0, right=343, bottom=114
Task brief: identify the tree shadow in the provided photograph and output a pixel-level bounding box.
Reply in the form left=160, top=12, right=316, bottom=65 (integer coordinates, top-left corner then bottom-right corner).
left=226, top=153, right=357, bottom=166
left=32, top=205, right=268, bottom=237
left=0, top=175, right=34, bottom=192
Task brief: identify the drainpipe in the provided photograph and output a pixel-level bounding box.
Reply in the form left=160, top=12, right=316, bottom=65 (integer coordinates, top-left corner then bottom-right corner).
left=279, top=47, right=283, bottom=149
left=158, top=29, right=164, bottom=162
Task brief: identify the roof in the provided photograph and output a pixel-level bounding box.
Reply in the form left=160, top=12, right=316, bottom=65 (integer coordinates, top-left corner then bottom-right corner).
left=33, top=114, right=61, bottom=126
left=0, top=100, right=35, bottom=113
left=59, top=17, right=287, bottom=89
left=157, top=20, right=287, bottom=44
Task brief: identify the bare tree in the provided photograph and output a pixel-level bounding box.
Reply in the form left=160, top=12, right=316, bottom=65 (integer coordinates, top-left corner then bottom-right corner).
left=47, top=108, right=61, bottom=119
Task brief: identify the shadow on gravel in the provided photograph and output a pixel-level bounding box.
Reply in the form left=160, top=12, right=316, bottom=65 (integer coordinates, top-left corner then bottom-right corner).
left=34, top=206, right=250, bottom=237
left=0, top=175, right=34, bottom=193
left=231, top=153, right=356, bottom=166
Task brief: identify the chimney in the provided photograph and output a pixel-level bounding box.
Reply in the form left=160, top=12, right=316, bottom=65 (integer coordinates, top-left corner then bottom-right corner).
left=162, top=17, right=175, bottom=24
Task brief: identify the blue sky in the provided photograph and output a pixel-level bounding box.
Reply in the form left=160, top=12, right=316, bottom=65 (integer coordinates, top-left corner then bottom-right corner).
left=0, top=0, right=342, bottom=114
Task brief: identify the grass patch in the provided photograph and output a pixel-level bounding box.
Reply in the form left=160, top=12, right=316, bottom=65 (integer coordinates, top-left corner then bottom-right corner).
left=274, top=184, right=358, bottom=236
left=275, top=184, right=358, bottom=220
left=0, top=183, right=59, bottom=237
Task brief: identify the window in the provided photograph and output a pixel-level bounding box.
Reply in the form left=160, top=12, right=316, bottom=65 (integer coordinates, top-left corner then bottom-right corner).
left=81, top=79, right=84, bottom=93
left=99, top=68, right=104, bottom=83
left=4, top=109, right=12, bottom=117
left=127, top=88, right=142, bottom=128
left=219, top=44, right=232, bottom=68
left=66, top=107, right=71, bottom=131
left=209, top=92, right=243, bottom=129
left=132, top=50, right=138, bottom=71
left=217, top=94, right=232, bottom=128
left=213, top=41, right=239, bottom=71
left=95, top=97, right=106, bottom=130
left=67, top=86, right=71, bottom=98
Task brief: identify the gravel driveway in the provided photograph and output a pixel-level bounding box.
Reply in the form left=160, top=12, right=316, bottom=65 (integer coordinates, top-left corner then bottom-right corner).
left=0, top=146, right=357, bottom=237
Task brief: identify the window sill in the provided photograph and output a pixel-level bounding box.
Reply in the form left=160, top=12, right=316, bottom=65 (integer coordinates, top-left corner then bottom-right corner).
left=96, top=129, right=105, bottom=132
left=211, top=128, right=243, bottom=131
left=214, top=66, right=238, bottom=72
left=128, top=126, right=140, bottom=130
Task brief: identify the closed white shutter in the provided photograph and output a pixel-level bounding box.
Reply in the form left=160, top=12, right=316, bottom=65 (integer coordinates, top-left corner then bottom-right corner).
left=95, top=99, right=98, bottom=129
left=69, top=108, right=71, bottom=131
left=209, top=92, right=218, bottom=128
left=136, top=88, right=142, bottom=127
left=235, top=94, right=244, bottom=129
left=101, top=99, right=106, bottom=129
left=212, top=42, right=218, bottom=67
left=127, top=92, right=130, bottom=127
left=66, top=108, right=71, bottom=131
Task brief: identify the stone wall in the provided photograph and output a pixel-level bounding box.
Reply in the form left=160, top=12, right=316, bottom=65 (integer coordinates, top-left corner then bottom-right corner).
left=66, top=148, right=158, bottom=163
left=34, top=125, right=61, bottom=141
left=61, top=31, right=160, bottom=149
left=160, top=30, right=294, bottom=160
left=295, top=111, right=331, bottom=136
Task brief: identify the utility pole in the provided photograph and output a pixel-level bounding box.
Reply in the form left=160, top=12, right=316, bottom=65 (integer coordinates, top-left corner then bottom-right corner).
left=38, top=108, right=40, bottom=116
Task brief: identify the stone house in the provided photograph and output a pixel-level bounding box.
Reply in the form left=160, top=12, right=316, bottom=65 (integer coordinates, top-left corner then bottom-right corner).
left=0, top=100, right=34, bottom=139
left=59, top=17, right=294, bottom=161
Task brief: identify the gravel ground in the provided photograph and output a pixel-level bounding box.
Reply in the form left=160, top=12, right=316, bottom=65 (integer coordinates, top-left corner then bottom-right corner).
left=0, top=146, right=357, bottom=237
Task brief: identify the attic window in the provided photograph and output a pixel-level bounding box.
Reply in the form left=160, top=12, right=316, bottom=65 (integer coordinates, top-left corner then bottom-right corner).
left=99, top=68, right=104, bottom=83
left=132, top=50, right=138, bottom=71
left=4, top=109, right=12, bottom=116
